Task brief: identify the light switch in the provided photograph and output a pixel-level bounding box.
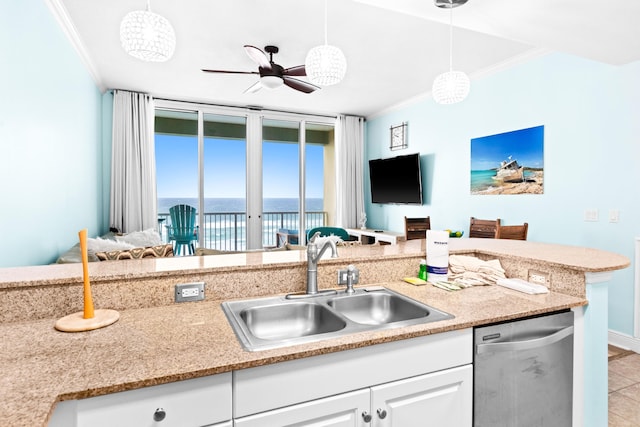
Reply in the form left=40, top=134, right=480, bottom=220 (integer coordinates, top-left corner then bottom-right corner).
left=584, top=209, right=599, bottom=222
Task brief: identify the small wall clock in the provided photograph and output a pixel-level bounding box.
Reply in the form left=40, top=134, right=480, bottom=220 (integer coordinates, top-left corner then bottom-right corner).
left=390, top=122, right=408, bottom=150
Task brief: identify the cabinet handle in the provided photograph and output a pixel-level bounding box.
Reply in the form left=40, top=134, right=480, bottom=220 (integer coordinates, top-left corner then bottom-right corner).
left=377, top=408, right=388, bottom=419
left=476, top=326, right=574, bottom=354
left=362, top=411, right=372, bottom=423
left=153, top=408, right=166, bottom=422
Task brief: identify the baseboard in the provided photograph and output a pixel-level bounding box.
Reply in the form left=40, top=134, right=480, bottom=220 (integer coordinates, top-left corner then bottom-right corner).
left=609, top=330, right=640, bottom=353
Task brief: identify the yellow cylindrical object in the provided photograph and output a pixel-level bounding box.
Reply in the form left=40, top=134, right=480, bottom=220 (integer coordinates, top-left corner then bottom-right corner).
left=78, top=229, right=95, bottom=319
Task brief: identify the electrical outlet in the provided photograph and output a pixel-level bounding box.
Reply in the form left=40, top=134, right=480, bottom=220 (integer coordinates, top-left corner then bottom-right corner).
left=175, top=282, right=205, bottom=303
left=528, top=270, right=549, bottom=286
left=609, top=209, right=620, bottom=223
left=182, top=287, right=200, bottom=298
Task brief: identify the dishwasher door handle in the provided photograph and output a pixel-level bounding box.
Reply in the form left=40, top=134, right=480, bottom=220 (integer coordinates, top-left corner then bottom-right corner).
left=476, top=326, right=574, bottom=354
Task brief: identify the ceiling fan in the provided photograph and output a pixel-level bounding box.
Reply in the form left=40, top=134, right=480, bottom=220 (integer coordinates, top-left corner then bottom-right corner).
left=202, top=45, right=320, bottom=94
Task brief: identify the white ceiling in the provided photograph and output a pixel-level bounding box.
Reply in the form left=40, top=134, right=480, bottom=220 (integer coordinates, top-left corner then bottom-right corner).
left=50, top=0, right=640, bottom=118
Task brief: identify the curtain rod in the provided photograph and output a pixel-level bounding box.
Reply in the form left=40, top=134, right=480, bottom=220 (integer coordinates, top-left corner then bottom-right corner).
left=153, top=96, right=340, bottom=120
left=109, top=90, right=365, bottom=121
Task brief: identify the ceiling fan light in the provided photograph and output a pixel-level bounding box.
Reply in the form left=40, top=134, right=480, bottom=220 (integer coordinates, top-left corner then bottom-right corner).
left=120, top=8, right=176, bottom=62
left=260, top=75, right=284, bottom=89
left=432, top=71, right=470, bottom=104
left=305, top=45, right=347, bottom=86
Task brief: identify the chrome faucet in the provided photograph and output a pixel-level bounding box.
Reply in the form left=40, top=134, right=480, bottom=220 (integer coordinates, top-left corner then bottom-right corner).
left=285, top=232, right=339, bottom=299
left=305, top=232, right=338, bottom=295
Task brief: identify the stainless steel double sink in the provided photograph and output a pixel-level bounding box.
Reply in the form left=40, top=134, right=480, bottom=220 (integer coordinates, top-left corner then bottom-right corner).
left=222, top=287, right=454, bottom=351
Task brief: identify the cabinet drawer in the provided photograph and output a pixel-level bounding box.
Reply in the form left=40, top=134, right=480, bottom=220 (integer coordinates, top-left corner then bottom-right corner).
left=71, top=373, right=231, bottom=427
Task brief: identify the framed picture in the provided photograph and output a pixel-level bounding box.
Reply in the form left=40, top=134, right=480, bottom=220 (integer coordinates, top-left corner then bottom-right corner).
left=390, top=122, right=408, bottom=151
left=470, top=125, right=544, bottom=195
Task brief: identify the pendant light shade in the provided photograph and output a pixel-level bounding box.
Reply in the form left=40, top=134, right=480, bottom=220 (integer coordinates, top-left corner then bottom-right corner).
left=432, top=0, right=470, bottom=105
left=305, top=0, right=347, bottom=86
left=120, top=1, right=176, bottom=62
left=305, top=45, right=347, bottom=86
left=432, top=70, right=470, bottom=104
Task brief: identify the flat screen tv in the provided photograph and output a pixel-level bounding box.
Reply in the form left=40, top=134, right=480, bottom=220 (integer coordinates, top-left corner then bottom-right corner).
left=369, top=153, right=423, bottom=204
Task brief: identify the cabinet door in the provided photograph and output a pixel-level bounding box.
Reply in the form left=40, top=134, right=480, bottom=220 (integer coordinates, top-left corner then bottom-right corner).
left=234, top=388, right=370, bottom=427
left=370, top=365, right=472, bottom=427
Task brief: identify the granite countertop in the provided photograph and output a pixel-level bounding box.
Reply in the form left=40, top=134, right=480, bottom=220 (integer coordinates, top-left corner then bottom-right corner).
left=0, top=238, right=630, bottom=289
left=0, top=238, right=629, bottom=426
left=3, top=282, right=585, bottom=426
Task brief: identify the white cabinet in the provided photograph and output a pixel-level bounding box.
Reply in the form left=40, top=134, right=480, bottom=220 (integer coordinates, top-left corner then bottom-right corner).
left=234, top=329, right=472, bottom=418
left=234, top=365, right=472, bottom=427
left=49, top=373, right=232, bottom=427
left=49, top=330, right=473, bottom=427
left=234, top=329, right=473, bottom=427
left=371, top=365, right=472, bottom=427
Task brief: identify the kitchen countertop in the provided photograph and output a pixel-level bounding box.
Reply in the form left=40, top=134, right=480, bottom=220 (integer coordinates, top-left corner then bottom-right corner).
left=3, top=282, right=585, bottom=427
left=0, top=238, right=629, bottom=426
left=0, top=238, right=630, bottom=289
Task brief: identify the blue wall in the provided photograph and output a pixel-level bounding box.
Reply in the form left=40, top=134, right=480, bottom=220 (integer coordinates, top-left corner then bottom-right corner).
left=365, top=53, right=640, bottom=336
left=0, top=0, right=105, bottom=267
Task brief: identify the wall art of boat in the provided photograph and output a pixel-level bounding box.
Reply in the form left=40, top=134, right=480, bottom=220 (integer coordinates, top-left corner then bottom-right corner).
left=492, top=156, right=524, bottom=183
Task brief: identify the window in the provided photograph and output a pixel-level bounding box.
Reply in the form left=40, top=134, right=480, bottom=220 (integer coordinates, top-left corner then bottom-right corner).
left=154, top=101, right=335, bottom=251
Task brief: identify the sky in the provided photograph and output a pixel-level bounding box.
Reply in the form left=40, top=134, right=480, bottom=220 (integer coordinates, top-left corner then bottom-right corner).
left=155, top=134, right=324, bottom=199
left=470, top=125, right=544, bottom=171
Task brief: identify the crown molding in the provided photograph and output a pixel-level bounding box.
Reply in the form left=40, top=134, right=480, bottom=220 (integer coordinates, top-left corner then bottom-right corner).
left=44, top=0, right=106, bottom=92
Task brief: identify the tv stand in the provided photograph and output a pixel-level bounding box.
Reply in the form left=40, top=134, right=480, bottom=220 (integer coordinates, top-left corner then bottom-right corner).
left=345, top=228, right=405, bottom=245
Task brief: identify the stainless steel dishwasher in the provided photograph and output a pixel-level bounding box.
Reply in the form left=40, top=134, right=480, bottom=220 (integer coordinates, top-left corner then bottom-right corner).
left=474, top=310, right=574, bottom=426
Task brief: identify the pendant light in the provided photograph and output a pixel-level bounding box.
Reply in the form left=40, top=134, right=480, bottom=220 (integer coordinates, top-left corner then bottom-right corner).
left=120, top=0, right=176, bottom=62
left=305, top=0, right=347, bottom=86
left=432, top=0, right=470, bottom=105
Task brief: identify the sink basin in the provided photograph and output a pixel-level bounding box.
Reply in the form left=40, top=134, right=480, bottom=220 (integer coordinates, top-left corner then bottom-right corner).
left=222, top=287, right=454, bottom=351
left=240, top=302, right=346, bottom=340
left=327, top=292, right=429, bottom=325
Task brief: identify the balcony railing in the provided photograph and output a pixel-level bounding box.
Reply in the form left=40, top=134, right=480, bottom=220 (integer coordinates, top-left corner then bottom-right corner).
left=158, top=211, right=326, bottom=251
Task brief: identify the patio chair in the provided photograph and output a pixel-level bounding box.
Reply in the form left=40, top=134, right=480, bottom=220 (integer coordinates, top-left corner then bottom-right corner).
left=167, top=204, right=199, bottom=255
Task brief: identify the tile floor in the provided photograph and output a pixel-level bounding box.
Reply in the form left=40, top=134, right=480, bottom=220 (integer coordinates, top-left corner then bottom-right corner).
left=608, top=345, right=640, bottom=426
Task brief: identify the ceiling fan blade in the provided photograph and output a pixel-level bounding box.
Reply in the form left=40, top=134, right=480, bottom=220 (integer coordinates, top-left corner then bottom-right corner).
left=283, top=76, right=320, bottom=94
left=202, top=69, right=259, bottom=75
left=244, top=45, right=271, bottom=69
left=283, top=65, right=307, bottom=77
left=243, top=81, right=263, bottom=94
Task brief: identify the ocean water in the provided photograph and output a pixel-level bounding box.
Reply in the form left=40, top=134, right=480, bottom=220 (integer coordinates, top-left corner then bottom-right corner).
left=470, top=170, right=497, bottom=192
left=470, top=170, right=533, bottom=192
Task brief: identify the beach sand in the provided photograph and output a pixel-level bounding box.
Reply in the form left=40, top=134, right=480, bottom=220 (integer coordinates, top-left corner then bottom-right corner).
left=473, top=171, right=543, bottom=195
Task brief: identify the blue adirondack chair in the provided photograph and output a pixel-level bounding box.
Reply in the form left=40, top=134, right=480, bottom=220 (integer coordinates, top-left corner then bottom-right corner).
left=167, top=205, right=199, bottom=255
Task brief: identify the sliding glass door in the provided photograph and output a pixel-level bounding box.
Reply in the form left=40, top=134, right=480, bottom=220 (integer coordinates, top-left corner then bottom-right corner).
left=154, top=110, right=198, bottom=243
left=262, top=118, right=301, bottom=247
left=260, top=119, right=335, bottom=248
left=155, top=101, right=334, bottom=252
left=202, top=113, right=247, bottom=251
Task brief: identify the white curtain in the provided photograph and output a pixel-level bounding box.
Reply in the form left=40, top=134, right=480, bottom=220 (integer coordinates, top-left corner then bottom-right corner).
left=110, top=90, right=157, bottom=233
left=335, top=115, right=365, bottom=229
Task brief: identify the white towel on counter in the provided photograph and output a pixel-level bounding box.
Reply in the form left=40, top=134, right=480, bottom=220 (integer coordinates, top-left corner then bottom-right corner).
left=448, top=255, right=506, bottom=286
